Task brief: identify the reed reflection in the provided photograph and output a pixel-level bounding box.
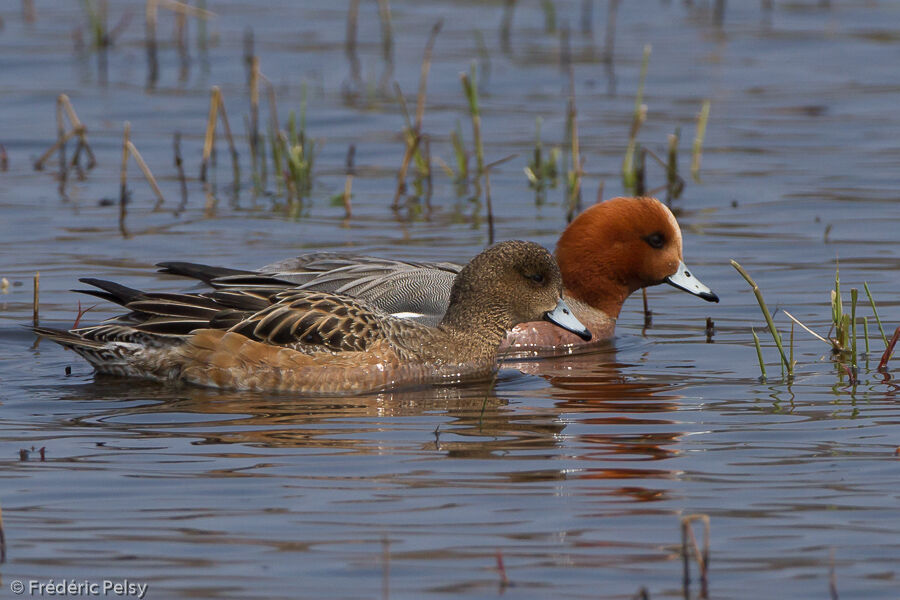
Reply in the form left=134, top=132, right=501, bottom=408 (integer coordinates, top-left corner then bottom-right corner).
left=52, top=350, right=687, bottom=503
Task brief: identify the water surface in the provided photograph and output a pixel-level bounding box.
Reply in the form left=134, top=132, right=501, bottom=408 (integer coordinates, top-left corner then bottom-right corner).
left=1, top=1, right=900, bottom=598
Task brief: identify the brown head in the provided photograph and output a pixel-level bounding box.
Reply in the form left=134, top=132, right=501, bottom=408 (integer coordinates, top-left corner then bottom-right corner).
left=555, top=196, right=718, bottom=318
left=441, top=240, right=590, bottom=342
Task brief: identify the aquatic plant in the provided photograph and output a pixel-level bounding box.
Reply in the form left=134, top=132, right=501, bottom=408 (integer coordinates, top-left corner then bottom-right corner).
left=200, top=86, right=240, bottom=189
left=691, top=100, right=711, bottom=182
left=460, top=62, right=484, bottom=186
left=731, top=260, right=792, bottom=379
left=524, top=117, right=560, bottom=202
left=622, top=44, right=650, bottom=194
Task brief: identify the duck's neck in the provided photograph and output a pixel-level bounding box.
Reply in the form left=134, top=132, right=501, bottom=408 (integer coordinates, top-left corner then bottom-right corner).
left=437, top=303, right=510, bottom=361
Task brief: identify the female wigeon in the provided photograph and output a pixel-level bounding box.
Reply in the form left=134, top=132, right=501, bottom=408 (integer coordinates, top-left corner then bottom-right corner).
left=172, top=197, right=717, bottom=356
left=33, top=241, right=590, bottom=395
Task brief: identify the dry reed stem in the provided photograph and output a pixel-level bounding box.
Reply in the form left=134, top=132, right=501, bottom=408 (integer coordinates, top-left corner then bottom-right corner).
left=145, top=0, right=159, bottom=84
left=422, top=136, right=433, bottom=202
left=691, top=100, right=711, bottom=182
left=415, top=21, right=442, bottom=132
left=495, top=550, right=510, bottom=588
left=829, top=548, right=839, bottom=600
left=634, top=145, right=646, bottom=196
left=393, top=22, right=441, bottom=205
left=119, top=122, right=130, bottom=237
left=343, top=144, right=354, bottom=218
left=561, top=24, right=572, bottom=89
left=482, top=154, right=516, bottom=245
left=174, top=9, right=188, bottom=79
left=566, top=97, right=583, bottom=223
left=484, top=165, right=495, bottom=245
left=642, top=146, right=683, bottom=198
left=393, top=133, right=421, bottom=208
left=276, top=130, right=297, bottom=202
left=622, top=44, right=650, bottom=191
left=345, top=0, right=359, bottom=56
left=36, top=95, right=96, bottom=172
left=563, top=26, right=583, bottom=221
left=243, top=28, right=254, bottom=84
left=69, top=140, right=86, bottom=179
left=34, top=129, right=78, bottom=170
left=60, top=94, right=82, bottom=129
left=631, top=588, right=649, bottom=600
left=783, top=310, right=830, bottom=345
left=72, top=300, right=98, bottom=329
left=33, top=272, right=40, bottom=326
left=263, top=75, right=279, bottom=135
left=460, top=67, right=483, bottom=186
left=0, top=500, right=5, bottom=563
left=158, top=0, right=214, bottom=19
left=642, top=287, right=652, bottom=327
left=249, top=56, right=260, bottom=177
left=376, top=0, right=394, bottom=90
left=604, top=0, right=620, bottom=63
left=500, top=0, right=515, bottom=52
left=713, top=0, right=726, bottom=26
left=666, top=128, right=681, bottom=205
left=56, top=94, right=67, bottom=180
left=200, top=86, right=220, bottom=181
left=344, top=0, right=362, bottom=93
left=216, top=90, right=241, bottom=187
left=173, top=132, right=188, bottom=213
left=23, top=0, right=35, bottom=23
left=580, top=0, right=593, bottom=36
left=878, top=326, right=900, bottom=372
left=681, top=514, right=710, bottom=600
left=850, top=287, right=859, bottom=367
left=61, top=95, right=96, bottom=168
left=381, top=536, right=390, bottom=600
left=125, top=140, right=165, bottom=208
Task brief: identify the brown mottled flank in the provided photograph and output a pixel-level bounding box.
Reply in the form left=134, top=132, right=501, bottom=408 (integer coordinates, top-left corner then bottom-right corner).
left=34, top=241, right=578, bottom=395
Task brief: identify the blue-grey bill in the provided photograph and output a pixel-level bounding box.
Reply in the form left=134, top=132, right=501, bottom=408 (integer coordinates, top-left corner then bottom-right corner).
left=666, top=260, right=719, bottom=303
left=543, top=298, right=592, bottom=341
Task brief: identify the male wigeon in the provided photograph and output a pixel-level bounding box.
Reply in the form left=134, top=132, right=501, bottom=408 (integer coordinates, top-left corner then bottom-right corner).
left=33, top=241, right=590, bottom=395
left=175, top=197, right=717, bottom=356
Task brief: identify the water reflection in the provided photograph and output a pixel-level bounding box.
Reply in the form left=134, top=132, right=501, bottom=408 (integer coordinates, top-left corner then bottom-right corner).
left=44, top=350, right=689, bottom=503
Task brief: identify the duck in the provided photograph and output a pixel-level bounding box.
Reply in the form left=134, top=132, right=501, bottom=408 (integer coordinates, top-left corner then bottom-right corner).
left=33, top=240, right=591, bottom=395
left=163, top=197, right=718, bottom=356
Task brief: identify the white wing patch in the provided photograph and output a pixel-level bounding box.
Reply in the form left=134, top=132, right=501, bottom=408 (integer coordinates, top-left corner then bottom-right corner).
left=391, top=311, right=426, bottom=319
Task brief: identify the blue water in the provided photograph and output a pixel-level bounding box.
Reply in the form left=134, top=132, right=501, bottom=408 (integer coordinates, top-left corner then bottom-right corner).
left=1, top=1, right=899, bottom=598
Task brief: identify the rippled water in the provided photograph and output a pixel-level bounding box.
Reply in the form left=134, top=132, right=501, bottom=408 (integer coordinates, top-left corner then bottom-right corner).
left=2, top=1, right=900, bottom=598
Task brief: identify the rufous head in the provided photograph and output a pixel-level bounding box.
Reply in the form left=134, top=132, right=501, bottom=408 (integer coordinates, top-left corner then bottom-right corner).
left=555, top=196, right=718, bottom=318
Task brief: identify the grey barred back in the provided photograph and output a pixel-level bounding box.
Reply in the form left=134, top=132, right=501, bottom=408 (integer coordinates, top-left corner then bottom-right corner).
left=255, top=254, right=462, bottom=326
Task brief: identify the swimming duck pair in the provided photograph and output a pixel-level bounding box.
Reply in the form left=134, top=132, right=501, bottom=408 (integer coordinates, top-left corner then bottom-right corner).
left=35, top=197, right=717, bottom=395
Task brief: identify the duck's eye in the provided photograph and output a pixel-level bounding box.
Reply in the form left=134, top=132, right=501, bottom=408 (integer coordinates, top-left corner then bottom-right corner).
left=528, top=273, right=545, bottom=284
left=644, top=232, right=665, bottom=249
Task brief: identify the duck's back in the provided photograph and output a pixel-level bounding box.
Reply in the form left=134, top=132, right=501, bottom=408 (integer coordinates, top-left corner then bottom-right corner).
left=256, top=253, right=461, bottom=325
